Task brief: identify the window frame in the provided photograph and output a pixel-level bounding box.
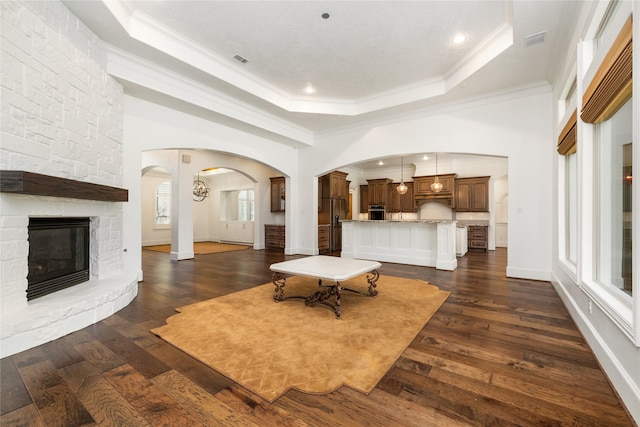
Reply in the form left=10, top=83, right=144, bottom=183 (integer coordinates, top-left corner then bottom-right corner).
left=154, top=180, right=171, bottom=229
left=577, top=7, right=636, bottom=343
left=237, top=189, right=255, bottom=222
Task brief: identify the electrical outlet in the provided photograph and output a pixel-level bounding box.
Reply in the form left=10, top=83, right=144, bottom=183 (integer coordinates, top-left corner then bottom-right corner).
left=588, top=299, right=593, bottom=314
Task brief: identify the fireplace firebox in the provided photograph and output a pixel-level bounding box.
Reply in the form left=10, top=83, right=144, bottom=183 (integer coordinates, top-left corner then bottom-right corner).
left=27, top=217, right=90, bottom=300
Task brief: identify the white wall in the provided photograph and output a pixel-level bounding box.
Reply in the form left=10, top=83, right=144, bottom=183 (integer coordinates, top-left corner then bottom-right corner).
left=125, top=103, right=297, bottom=271
left=140, top=167, right=258, bottom=246
left=296, top=87, right=553, bottom=280
left=141, top=169, right=172, bottom=246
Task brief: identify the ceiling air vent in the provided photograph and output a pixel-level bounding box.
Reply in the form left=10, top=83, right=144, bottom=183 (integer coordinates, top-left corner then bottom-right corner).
left=525, top=31, right=546, bottom=46
left=233, top=54, right=248, bottom=64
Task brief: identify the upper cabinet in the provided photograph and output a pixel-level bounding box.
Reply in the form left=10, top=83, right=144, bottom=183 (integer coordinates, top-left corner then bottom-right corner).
left=413, top=173, right=456, bottom=195
left=270, top=176, right=285, bottom=212
left=388, top=182, right=415, bottom=212
left=367, top=178, right=392, bottom=206
left=320, top=171, right=349, bottom=200
left=359, top=185, right=369, bottom=213
left=455, top=176, right=490, bottom=212
left=413, top=173, right=457, bottom=208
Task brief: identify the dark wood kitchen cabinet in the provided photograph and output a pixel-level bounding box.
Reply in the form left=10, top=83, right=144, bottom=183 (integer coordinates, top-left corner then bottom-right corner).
left=265, top=224, right=285, bottom=250
left=388, top=182, right=415, bottom=212
left=320, top=171, right=348, bottom=200
left=413, top=174, right=456, bottom=196
left=467, top=225, right=488, bottom=251
left=455, top=176, right=489, bottom=212
left=318, top=224, right=330, bottom=251
left=270, top=176, right=285, bottom=212
left=367, top=178, right=392, bottom=206
left=359, top=185, right=369, bottom=214
left=413, top=173, right=457, bottom=208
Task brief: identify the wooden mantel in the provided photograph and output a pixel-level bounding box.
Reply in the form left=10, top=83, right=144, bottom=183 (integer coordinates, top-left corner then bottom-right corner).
left=0, top=170, right=128, bottom=202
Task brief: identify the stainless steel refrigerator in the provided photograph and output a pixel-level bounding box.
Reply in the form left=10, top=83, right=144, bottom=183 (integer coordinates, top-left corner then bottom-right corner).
left=319, top=198, right=347, bottom=252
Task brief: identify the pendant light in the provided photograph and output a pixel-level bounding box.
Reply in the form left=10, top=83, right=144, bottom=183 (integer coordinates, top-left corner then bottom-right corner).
left=193, top=171, right=211, bottom=202
left=430, top=153, right=443, bottom=193
left=397, top=156, right=408, bottom=195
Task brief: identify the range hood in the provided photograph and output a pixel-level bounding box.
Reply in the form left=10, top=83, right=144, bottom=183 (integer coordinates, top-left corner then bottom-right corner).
left=415, top=193, right=455, bottom=209
left=413, top=173, right=457, bottom=209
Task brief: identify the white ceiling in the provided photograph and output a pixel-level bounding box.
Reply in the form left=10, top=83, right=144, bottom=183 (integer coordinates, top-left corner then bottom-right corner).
left=62, top=0, right=585, bottom=169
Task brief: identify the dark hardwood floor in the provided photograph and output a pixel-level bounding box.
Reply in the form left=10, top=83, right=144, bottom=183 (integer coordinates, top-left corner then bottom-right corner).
left=1, top=248, right=634, bottom=426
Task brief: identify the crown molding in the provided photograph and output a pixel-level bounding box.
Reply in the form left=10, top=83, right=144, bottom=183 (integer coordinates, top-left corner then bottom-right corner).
left=106, top=45, right=314, bottom=147
left=315, top=81, right=552, bottom=140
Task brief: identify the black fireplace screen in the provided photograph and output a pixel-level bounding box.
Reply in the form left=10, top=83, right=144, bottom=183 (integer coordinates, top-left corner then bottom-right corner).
left=27, top=217, right=90, bottom=300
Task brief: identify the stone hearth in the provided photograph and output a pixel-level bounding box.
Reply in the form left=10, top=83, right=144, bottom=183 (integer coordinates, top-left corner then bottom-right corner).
left=0, top=193, right=137, bottom=358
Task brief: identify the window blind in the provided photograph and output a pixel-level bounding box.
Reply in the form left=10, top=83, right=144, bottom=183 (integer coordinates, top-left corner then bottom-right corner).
left=557, top=109, right=577, bottom=155
left=581, top=16, right=632, bottom=124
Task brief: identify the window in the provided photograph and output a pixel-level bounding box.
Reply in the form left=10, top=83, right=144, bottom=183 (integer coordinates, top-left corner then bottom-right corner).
left=223, top=189, right=255, bottom=221
left=155, top=181, right=171, bottom=225
left=237, top=189, right=254, bottom=221
left=596, top=98, right=632, bottom=297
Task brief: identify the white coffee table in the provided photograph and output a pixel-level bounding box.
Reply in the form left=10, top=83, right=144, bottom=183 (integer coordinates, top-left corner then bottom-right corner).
left=270, top=256, right=381, bottom=319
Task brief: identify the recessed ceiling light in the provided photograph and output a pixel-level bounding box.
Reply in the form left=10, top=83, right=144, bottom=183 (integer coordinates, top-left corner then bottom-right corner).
left=452, top=34, right=466, bottom=45
left=377, top=160, right=384, bottom=166
left=422, top=155, right=429, bottom=160
left=304, top=84, right=316, bottom=94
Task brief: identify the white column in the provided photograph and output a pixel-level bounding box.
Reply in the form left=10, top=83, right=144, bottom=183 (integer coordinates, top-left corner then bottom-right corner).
left=436, top=221, right=457, bottom=271
left=170, top=155, right=195, bottom=260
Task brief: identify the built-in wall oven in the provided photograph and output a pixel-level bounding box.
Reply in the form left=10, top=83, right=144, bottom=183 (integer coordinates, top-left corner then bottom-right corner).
left=368, top=205, right=386, bottom=221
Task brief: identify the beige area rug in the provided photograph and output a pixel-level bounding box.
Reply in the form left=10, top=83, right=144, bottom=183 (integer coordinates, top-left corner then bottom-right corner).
left=143, top=241, right=250, bottom=255
left=152, top=274, right=450, bottom=402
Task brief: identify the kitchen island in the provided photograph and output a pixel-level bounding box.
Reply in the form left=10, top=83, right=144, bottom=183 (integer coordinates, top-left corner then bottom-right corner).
left=341, top=220, right=457, bottom=270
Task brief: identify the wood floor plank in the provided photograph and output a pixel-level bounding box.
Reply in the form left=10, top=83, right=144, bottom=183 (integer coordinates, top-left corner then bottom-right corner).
left=40, top=339, right=85, bottom=369
left=362, top=388, right=471, bottom=427
left=0, top=356, right=32, bottom=415
left=103, top=364, right=204, bottom=426
left=151, top=369, right=260, bottom=426
left=488, top=370, right=631, bottom=422
left=214, top=386, right=310, bottom=426
left=17, top=360, right=95, bottom=426
left=99, top=335, right=171, bottom=379
left=414, top=328, right=611, bottom=390
left=63, top=329, right=95, bottom=347
left=101, top=315, right=164, bottom=348
left=71, top=340, right=126, bottom=373
left=58, top=361, right=150, bottom=427
left=391, top=367, right=561, bottom=426
left=427, top=365, right=630, bottom=426
left=0, top=404, right=45, bottom=427
left=402, top=346, right=616, bottom=406
left=143, top=340, right=235, bottom=395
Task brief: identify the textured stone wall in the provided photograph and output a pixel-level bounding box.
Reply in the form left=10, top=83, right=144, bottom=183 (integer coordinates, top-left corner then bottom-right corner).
left=1, top=0, right=123, bottom=184
left=0, top=0, right=134, bottom=358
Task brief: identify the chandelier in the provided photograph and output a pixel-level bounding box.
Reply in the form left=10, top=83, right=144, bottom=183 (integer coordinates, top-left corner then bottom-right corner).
left=193, top=171, right=211, bottom=202
left=431, top=153, right=443, bottom=193
left=397, top=156, right=408, bottom=194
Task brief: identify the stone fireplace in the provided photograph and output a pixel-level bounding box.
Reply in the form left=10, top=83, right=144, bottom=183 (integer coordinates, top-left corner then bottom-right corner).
left=0, top=173, right=138, bottom=358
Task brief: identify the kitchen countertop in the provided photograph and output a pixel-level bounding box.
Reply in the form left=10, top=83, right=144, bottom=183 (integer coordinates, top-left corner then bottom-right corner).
left=342, top=219, right=456, bottom=224
left=456, top=221, right=489, bottom=227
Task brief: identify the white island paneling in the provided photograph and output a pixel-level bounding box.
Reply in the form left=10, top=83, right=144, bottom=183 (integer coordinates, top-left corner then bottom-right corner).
left=341, top=221, right=457, bottom=270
